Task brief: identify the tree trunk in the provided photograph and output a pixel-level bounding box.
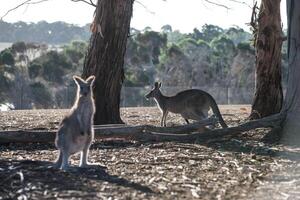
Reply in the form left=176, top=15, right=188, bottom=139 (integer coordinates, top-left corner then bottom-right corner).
left=249, top=0, right=284, bottom=119
left=281, top=0, right=300, bottom=144
left=82, top=0, right=133, bottom=124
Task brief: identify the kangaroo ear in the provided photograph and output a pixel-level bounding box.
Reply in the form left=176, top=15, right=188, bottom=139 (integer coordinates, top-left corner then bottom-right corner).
left=73, top=75, right=83, bottom=85
left=154, top=82, right=159, bottom=88
left=86, top=75, right=95, bottom=85
left=158, top=82, right=162, bottom=88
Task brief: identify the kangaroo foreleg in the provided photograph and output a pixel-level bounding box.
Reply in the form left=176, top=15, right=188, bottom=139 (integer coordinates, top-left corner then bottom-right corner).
left=163, top=111, right=168, bottom=127
left=160, top=114, right=164, bottom=127
left=76, top=114, right=85, bottom=135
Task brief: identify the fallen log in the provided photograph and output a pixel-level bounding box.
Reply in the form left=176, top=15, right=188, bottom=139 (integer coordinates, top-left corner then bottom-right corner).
left=96, top=117, right=218, bottom=136
left=0, top=117, right=217, bottom=144
left=0, top=113, right=285, bottom=144
left=0, top=130, right=56, bottom=144
left=97, top=112, right=285, bottom=142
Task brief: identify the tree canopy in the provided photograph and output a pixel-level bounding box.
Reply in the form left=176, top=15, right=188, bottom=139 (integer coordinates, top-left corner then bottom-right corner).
left=0, top=22, right=288, bottom=108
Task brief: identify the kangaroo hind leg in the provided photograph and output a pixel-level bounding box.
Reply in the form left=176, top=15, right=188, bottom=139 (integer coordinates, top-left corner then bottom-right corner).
left=61, top=149, right=70, bottom=171
left=161, top=111, right=168, bottom=127
left=197, top=109, right=216, bottom=129
left=79, top=148, right=90, bottom=168
left=194, top=109, right=207, bottom=120
left=53, top=150, right=63, bottom=169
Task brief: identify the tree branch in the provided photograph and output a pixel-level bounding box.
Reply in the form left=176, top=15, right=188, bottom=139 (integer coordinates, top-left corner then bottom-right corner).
left=226, top=0, right=252, bottom=8
left=202, top=0, right=253, bottom=10
left=1, top=0, right=50, bottom=21
left=70, top=0, right=96, bottom=7
left=135, top=1, right=155, bottom=15
left=0, top=0, right=96, bottom=20
left=247, top=1, right=259, bottom=47
left=202, top=0, right=231, bottom=10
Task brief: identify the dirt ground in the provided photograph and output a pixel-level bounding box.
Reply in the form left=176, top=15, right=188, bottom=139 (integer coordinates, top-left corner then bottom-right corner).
left=1, top=106, right=300, bottom=200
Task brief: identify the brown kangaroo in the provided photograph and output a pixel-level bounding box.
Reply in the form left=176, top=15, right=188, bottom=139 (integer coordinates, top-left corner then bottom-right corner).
left=145, top=82, right=227, bottom=128
left=54, top=75, right=96, bottom=170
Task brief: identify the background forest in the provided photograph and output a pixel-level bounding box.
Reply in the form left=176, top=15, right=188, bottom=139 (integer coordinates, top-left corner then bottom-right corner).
left=0, top=21, right=288, bottom=109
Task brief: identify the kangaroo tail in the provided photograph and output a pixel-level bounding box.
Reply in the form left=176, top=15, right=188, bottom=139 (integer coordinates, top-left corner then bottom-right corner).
left=207, top=95, right=228, bottom=128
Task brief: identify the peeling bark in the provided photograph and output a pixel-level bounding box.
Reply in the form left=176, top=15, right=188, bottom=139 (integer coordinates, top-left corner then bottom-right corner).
left=83, top=0, right=134, bottom=124
left=250, top=0, right=283, bottom=119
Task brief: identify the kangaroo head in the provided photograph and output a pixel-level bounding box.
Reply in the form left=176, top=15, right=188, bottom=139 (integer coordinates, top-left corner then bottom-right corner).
left=73, top=75, right=95, bottom=97
left=145, top=82, right=162, bottom=99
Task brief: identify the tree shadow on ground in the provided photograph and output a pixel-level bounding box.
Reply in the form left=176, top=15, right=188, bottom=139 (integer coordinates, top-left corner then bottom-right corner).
left=0, top=139, right=137, bottom=151
left=173, top=129, right=300, bottom=162
left=0, top=159, right=153, bottom=199
left=197, top=136, right=300, bottom=161
left=121, top=130, right=300, bottom=162
left=3, top=134, right=300, bottom=162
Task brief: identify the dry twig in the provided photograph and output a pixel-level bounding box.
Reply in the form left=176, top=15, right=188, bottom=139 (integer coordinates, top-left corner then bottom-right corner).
left=0, top=0, right=96, bottom=20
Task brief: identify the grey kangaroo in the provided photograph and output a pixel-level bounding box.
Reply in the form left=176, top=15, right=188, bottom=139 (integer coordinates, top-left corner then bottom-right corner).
left=145, top=82, right=227, bottom=128
left=54, top=75, right=96, bottom=170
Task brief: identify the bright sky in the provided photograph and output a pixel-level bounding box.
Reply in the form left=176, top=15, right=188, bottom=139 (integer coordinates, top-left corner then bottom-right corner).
left=0, top=0, right=287, bottom=33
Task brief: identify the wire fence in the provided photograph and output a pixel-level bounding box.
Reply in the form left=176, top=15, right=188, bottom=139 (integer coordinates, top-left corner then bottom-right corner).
left=0, top=85, right=256, bottom=111
left=120, top=86, right=255, bottom=107
left=55, top=86, right=255, bottom=108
